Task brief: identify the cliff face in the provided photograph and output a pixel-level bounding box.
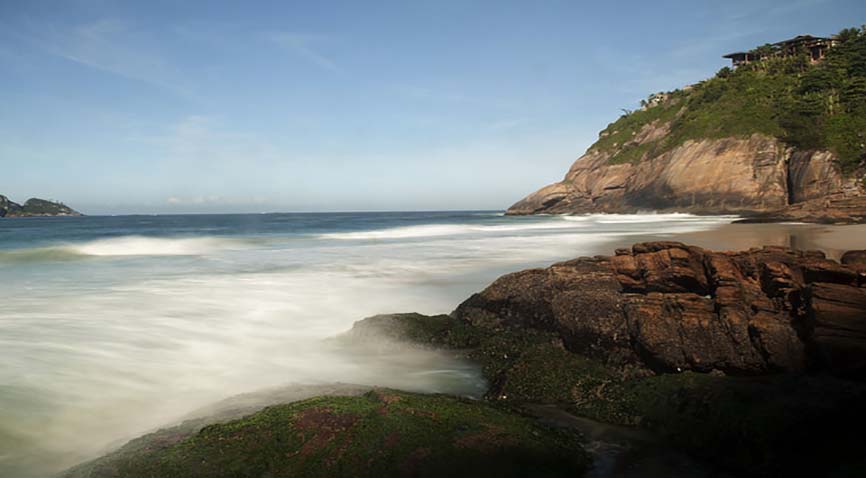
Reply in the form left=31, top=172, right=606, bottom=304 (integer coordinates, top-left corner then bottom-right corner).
left=0, top=195, right=81, bottom=217
left=507, top=133, right=860, bottom=217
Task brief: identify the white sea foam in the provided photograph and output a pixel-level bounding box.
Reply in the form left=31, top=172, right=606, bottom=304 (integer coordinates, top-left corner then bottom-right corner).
left=319, top=221, right=583, bottom=240
left=320, top=213, right=737, bottom=240
left=561, top=212, right=737, bottom=223
left=69, top=236, right=242, bottom=256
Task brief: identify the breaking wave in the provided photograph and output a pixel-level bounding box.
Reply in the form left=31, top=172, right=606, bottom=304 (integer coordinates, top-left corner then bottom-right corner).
left=0, top=236, right=248, bottom=263
left=320, top=213, right=737, bottom=240
left=318, top=222, right=583, bottom=240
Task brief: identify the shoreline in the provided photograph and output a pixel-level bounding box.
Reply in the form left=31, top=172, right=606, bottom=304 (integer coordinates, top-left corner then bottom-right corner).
left=19, top=218, right=866, bottom=478
left=587, top=221, right=866, bottom=261
left=63, top=233, right=866, bottom=477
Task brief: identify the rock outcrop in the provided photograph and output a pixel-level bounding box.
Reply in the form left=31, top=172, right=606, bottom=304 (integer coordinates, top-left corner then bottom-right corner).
left=737, top=194, right=866, bottom=224
left=455, top=241, right=866, bottom=378
left=0, top=194, right=23, bottom=217
left=0, top=195, right=81, bottom=217
left=61, top=389, right=588, bottom=478
left=344, top=242, right=866, bottom=474
left=507, top=133, right=864, bottom=219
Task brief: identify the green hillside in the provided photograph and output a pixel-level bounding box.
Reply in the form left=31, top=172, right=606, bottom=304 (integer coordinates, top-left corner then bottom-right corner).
left=594, top=26, right=866, bottom=173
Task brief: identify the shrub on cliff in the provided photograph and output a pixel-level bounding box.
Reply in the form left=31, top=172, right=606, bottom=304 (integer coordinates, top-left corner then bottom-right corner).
left=597, top=26, right=866, bottom=172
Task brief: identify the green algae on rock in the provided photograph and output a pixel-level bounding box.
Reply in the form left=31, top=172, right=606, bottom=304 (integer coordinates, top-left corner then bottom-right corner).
left=61, top=389, right=589, bottom=478
left=348, top=314, right=866, bottom=476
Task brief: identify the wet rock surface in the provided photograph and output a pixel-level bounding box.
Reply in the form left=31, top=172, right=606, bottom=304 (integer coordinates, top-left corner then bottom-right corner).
left=455, top=241, right=866, bottom=378
left=61, top=388, right=588, bottom=478
left=736, top=194, right=866, bottom=224
left=346, top=242, right=866, bottom=475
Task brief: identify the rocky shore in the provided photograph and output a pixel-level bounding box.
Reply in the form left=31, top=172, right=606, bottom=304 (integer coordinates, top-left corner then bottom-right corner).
left=62, top=242, right=866, bottom=477
left=735, top=194, right=866, bottom=224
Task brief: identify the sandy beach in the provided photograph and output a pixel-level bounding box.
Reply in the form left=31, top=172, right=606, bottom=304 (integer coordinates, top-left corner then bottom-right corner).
left=593, top=222, right=866, bottom=261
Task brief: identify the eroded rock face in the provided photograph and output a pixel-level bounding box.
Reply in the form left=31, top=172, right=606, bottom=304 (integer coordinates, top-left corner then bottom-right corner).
left=508, top=135, right=791, bottom=215
left=454, top=242, right=866, bottom=378
left=506, top=134, right=860, bottom=219
left=787, top=150, right=845, bottom=203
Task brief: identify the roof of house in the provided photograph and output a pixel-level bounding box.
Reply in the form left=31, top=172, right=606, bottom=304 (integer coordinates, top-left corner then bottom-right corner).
left=723, top=34, right=835, bottom=59
left=722, top=51, right=755, bottom=59
left=773, top=35, right=834, bottom=46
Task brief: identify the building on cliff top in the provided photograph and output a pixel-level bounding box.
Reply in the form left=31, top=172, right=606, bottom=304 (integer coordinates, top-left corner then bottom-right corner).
left=723, top=34, right=838, bottom=67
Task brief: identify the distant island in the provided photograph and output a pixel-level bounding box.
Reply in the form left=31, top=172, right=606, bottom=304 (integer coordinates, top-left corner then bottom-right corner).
left=0, top=195, right=81, bottom=217
left=508, top=27, right=866, bottom=223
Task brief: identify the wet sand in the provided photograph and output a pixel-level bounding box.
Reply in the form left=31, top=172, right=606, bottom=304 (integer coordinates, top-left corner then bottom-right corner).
left=596, top=222, right=866, bottom=260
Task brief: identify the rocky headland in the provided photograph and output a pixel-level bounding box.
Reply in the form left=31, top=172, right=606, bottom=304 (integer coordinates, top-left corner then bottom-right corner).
left=0, top=195, right=81, bottom=217
left=64, top=241, right=866, bottom=477
left=507, top=29, right=866, bottom=222
left=507, top=134, right=866, bottom=223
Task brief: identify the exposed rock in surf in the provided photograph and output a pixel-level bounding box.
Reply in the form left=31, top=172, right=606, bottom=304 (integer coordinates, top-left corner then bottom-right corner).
left=63, top=242, right=866, bottom=477
left=453, top=241, right=866, bottom=378
left=347, top=242, right=866, bottom=474
left=60, top=389, right=588, bottom=478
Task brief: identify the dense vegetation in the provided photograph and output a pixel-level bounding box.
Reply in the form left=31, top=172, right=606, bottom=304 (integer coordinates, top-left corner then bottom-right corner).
left=595, top=26, right=866, bottom=172
left=0, top=195, right=79, bottom=217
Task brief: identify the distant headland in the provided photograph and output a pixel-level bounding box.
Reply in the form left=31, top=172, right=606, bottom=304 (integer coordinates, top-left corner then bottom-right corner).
left=0, top=195, right=82, bottom=217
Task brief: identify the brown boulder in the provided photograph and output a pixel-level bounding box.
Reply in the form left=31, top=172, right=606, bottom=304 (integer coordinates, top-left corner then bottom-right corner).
left=841, top=250, right=866, bottom=276
left=454, top=242, right=866, bottom=378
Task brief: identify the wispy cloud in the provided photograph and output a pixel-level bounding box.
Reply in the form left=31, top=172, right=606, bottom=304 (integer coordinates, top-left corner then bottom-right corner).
left=10, top=18, right=195, bottom=99
left=268, top=32, right=341, bottom=73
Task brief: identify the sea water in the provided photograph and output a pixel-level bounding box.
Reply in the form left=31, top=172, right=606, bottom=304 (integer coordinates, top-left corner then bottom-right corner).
left=0, top=211, right=735, bottom=476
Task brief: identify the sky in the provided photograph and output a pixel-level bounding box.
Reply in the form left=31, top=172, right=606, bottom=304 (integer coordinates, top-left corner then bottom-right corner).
left=1, top=0, right=864, bottom=214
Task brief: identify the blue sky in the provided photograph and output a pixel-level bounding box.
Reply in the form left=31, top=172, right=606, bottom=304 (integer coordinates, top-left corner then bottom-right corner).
left=2, top=0, right=863, bottom=214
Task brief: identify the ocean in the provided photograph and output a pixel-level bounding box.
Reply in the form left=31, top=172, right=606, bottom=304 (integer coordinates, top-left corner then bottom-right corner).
left=0, top=211, right=737, bottom=476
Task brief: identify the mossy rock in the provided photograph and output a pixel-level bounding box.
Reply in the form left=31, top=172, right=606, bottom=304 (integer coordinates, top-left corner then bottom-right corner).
left=62, top=389, right=589, bottom=478
left=364, top=313, right=866, bottom=476
left=341, top=313, right=483, bottom=349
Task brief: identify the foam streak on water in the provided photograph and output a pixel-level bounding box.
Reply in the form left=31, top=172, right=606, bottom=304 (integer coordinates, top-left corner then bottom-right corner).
left=0, top=211, right=734, bottom=476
